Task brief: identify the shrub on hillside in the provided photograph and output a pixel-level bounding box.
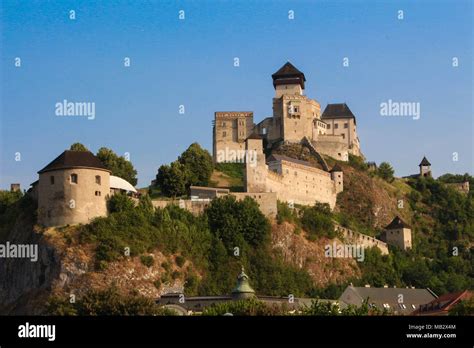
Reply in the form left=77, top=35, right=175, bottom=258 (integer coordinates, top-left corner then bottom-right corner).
left=300, top=203, right=335, bottom=240
left=46, top=287, right=174, bottom=316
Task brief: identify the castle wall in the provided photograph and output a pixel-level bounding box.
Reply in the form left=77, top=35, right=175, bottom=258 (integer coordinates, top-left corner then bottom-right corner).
left=38, top=168, right=110, bottom=227
left=337, top=225, right=389, bottom=255
left=151, top=192, right=277, bottom=218
left=265, top=160, right=337, bottom=209
left=214, top=112, right=254, bottom=163
left=313, top=135, right=349, bottom=162
left=231, top=192, right=277, bottom=218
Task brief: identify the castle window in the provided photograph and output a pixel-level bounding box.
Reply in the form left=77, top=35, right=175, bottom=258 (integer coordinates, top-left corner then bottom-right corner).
left=344, top=123, right=348, bottom=128
left=327, top=124, right=331, bottom=129
left=335, top=123, right=339, bottom=129
left=222, top=122, right=226, bottom=127
left=95, top=191, right=101, bottom=196
left=96, top=175, right=101, bottom=185
left=70, top=174, right=78, bottom=184
left=50, top=176, right=55, bottom=185
left=223, top=131, right=227, bottom=137
left=342, top=134, right=345, bottom=139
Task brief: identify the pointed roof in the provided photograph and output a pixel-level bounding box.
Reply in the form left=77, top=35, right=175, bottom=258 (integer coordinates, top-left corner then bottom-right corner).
left=330, top=163, right=343, bottom=172
left=419, top=156, right=431, bottom=167
left=385, top=216, right=410, bottom=230
left=232, top=267, right=255, bottom=296
left=272, top=62, right=306, bottom=89
left=38, top=150, right=110, bottom=174
left=321, top=103, right=356, bottom=124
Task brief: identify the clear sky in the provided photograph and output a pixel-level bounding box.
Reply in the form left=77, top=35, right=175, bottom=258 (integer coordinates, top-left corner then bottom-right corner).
left=1, top=0, right=472, bottom=189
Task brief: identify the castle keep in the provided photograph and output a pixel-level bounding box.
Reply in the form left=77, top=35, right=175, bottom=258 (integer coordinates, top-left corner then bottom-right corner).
left=213, top=62, right=363, bottom=163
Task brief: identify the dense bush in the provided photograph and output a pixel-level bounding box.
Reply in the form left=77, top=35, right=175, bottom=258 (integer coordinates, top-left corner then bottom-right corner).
left=300, top=203, right=335, bottom=240
left=202, top=298, right=287, bottom=316
left=46, top=287, right=174, bottom=315
left=376, top=162, right=395, bottom=182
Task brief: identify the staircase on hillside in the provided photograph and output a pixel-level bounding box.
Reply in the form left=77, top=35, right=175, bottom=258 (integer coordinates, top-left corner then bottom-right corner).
left=301, top=136, right=330, bottom=172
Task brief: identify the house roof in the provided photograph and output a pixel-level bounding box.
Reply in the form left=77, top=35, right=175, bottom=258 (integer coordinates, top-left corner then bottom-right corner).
left=321, top=103, right=356, bottom=124
left=272, top=62, right=306, bottom=89
left=340, top=286, right=437, bottom=314
left=38, top=150, right=110, bottom=174
left=385, top=216, right=410, bottom=230
left=419, top=156, right=431, bottom=166
left=413, top=290, right=472, bottom=315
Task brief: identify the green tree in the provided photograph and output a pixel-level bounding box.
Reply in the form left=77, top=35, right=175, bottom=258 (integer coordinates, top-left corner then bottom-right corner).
left=69, top=142, right=89, bottom=152
left=156, top=162, right=187, bottom=197
left=449, top=297, right=474, bottom=316
left=178, top=143, right=214, bottom=186
left=300, top=203, right=335, bottom=240
left=107, top=193, right=135, bottom=213
left=377, top=162, right=395, bottom=182
left=96, top=147, right=138, bottom=186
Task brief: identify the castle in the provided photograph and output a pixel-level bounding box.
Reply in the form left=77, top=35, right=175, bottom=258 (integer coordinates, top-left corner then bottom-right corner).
left=213, top=62, right=362, bottom=164
left=213, top=62, right=359, bottom=210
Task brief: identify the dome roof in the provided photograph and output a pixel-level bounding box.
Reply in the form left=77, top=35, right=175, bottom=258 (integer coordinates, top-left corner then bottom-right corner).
left=110, top=175, right=137, bottom=193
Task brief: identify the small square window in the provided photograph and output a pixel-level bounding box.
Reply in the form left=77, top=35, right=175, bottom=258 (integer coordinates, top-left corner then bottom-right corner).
left=344, top=123, right=348, bottom=128
left=70, top=174, right=78, bottom=184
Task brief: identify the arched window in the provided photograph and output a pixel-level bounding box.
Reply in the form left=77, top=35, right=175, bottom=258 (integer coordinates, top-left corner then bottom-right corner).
left=96, top=175, right=101, bottom=185
left=70, top=174, right=78, bottom=184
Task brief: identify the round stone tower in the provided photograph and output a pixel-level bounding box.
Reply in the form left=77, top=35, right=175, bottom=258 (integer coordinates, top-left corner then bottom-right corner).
left=37, top=150, right=111, bottom=227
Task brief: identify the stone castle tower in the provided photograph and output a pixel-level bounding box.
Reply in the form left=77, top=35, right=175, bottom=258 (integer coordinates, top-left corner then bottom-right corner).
left=419, top=156, right=431, bottom=177
left=384, top=216, right=412, bottom=250
left=36, top=150, right=111, bottom=227
left=213, top=62, right=363, bottom=164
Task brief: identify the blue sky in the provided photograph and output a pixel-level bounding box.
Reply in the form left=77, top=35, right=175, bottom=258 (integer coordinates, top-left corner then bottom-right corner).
left=1, top=0, right=472, bottom=189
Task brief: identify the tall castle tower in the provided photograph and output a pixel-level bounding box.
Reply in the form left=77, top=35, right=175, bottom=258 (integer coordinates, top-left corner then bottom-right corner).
left=271, top=62, right=321, bottom=143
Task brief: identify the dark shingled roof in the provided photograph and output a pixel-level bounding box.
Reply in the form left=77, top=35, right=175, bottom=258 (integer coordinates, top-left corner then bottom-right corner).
left=38, top=150, right=110, bottom=174
left=272, top=62, right=306, bottom=89
left=321, top=103, right=356, bottom=124
left=419, top=156, right=431, bottom=166
left=330, top=164, right=343, bottom=172
left=385, top=216, right=410, bottom=230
